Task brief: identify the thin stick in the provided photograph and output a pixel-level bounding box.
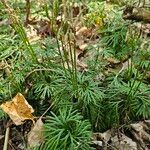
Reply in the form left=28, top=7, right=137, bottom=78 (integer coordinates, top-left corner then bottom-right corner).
left=25, top=68, right=54, bottom=81
left=40, top=103, right=54, bottom=118
left=3, top=127, right=10, bottom=150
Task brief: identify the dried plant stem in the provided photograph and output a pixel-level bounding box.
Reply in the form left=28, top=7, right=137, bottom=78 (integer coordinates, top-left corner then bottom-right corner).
left=3, top=127, right=10, bottom=150
left=1, top=0, right=38, bottom=63
left=25, top=0, right=31, bottom=26
left=40, top=103, right=54, bottom=118
left=25, top=68, right=54, bottom=80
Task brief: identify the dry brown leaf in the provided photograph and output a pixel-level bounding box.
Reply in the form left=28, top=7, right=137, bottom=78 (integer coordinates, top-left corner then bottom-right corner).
left=92, top=120, right=150, bottom=150
left=28, top=118, right=44, bottom=147
left=79, top=43, right=88, bottom=50
left=76, top=26, right=89, bottom=37
left=112, top=134, right=137, bottom=150
left=93, top=130, right=138, bottom=150
left=131, top=122, right=150, bottom=142
left=0, top=93, right=34, bottom=125
left=26, top=25, right=41, bottom=42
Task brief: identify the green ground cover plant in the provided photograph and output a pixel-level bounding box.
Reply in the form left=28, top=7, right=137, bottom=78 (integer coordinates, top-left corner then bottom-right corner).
left=0, top=0, right=149, bottom=149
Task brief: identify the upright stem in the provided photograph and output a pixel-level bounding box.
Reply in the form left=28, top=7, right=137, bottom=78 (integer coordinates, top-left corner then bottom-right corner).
left=62, top=0, right=67, bottom=18
left=1, top=0, right=38, bottom=63
left=3, top=127, right=10, bottom=150
left=25, top=0, right=30, bottom=26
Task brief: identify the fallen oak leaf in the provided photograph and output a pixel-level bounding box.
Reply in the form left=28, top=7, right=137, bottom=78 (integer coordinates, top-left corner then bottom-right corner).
left=0, top=93, right=34, bottom=125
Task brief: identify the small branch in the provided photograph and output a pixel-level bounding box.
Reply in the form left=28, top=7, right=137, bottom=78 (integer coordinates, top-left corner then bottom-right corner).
left=3, top=127, right=10, bottom=150
left=25, top=68, right=54, bottom=81
left=40, top=102, right=54, bottom=118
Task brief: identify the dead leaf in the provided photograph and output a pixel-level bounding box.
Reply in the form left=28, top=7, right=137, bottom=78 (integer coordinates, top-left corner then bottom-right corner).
left=131, top=122, right=150, bottom=142
left=0, top=93, right=34, bottom=125
left=79, top=43, right=88, bottom=50
left=112, top=134, right=138, bottom=150
left=26, top=25, right=41, bottom=42
left=92, top=120, right=150, bottom=150
left=76, top=26, right=89, bottom=37
left=93, top=130, right=138, bottom=150
left=28, top=118, right=44, bottom=147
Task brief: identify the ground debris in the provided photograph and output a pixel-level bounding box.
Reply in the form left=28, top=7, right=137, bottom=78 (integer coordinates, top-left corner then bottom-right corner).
left=92, top=120, right=150, bottom=150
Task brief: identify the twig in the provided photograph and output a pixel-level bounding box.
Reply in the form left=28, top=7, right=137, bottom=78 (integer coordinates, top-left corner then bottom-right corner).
left=40, top=102, right=54, bottom=118
left=3, top=127, right=10, bottom=150
left=25, top=68, right=54, bottom=81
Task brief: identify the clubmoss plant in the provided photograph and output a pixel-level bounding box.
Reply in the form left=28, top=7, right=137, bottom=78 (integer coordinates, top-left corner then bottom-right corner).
left=44, top=107, right=92, bottom=150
